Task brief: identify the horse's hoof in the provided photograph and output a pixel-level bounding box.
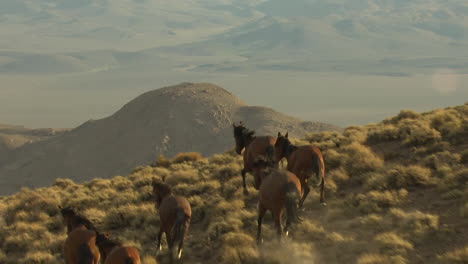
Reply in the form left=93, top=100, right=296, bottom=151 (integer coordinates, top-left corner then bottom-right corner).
left=285, top=231, right=289, bottom=237
left=321, top=202, right=327, bottom=207
left=256, top=238, right=263, bottom=245
left=177, top=249, right=183, bottom=259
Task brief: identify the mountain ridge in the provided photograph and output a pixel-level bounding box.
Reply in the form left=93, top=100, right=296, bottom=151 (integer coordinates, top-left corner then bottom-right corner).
left=0, top=82, right=340, bottom=195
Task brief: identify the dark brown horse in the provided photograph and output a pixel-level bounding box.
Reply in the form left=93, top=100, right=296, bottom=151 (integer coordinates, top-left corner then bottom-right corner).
left=232, top=121, right=277, bottom=194
left=95, top=232, right=141, bottom=264
left=274, top=132, right=326, bottom=206
left=251, top=156, right=302, bottom=244
left=152, top=179, right=191, bottom=263
left=60, top=207, right=100, bottom=264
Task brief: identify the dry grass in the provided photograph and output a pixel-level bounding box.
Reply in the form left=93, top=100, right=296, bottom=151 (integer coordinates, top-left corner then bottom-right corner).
left=0, top=104, right=466, bottom=264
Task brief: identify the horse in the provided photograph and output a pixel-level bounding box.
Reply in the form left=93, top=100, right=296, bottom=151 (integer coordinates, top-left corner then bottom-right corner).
left=152, top=179, right=191, bottom=263
left=95, top=232, right=141, bottom=264
left=60, top=206, right=100, bottom=264
left=274, top=132, right=326, bottom=206
left=251, top=156, right=302, bottom=244
left=232, top=121, right=277, bottom=194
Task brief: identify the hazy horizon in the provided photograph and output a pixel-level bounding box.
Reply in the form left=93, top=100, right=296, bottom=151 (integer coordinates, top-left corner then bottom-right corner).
left=1, top=0, right=467, bottom=128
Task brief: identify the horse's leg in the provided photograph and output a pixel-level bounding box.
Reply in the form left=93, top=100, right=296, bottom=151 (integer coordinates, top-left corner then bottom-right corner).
left=256, top=204, right=266, bottom=245
left=274, top=209, right=283, bottom=242
left=156, top=226, right=163, bottom=252
left=299, top=177, right=310, bottom=208
left=241, top=168, right=248, bottom=194
left=177, top=221, right=189, bottom=259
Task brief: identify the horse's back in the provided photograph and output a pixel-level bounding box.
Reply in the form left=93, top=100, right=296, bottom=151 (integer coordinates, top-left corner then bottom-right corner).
left=250, top=136, right=276, bottom=151
left=64, top=228, right=99, bottom=264
left=260, top=169, right=301, bottom=208
left=159, top=195, right=191, bottom=230
left=245, top=136, right=276, bottom=163
left=105, top=246, right=141, bottom=264
left=288, top=145, right=323, bottom=175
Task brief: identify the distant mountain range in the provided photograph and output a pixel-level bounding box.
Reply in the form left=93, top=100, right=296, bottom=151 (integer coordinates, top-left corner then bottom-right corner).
left=1, top=0, right=467, bottom=76
left=0, top=83, right=340, bottom=195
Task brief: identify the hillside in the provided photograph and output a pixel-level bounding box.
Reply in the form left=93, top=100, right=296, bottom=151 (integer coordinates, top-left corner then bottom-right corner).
left=0, top=82, right=339, bottom=195
left=0, top=103, right=466, bottom=264
left=0, top=124, right=68, bottom=162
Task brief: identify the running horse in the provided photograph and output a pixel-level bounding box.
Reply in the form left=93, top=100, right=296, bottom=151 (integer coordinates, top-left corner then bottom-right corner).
left=60, top=206, right=100, bottom=264
left=152, top=179, right=191, bottom=263
left=232, top=121, right=276, bottom=194
left=95, top=232, right=141, bottom=264
left=274, top=132, right=326, bottom=206
left=251, top=156, right=302, bottom=244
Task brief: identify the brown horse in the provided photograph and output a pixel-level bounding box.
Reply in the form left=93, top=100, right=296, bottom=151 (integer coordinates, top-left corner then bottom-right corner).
left=60, top=207, right=100, bottom=264
left=232, top=121, right=277, bottom=194
left=95, top=232, right=141, bottom=264
left=274, top=132, right=326, bottom=206
left=251, top=156, right=302, bottom=244
left=152, top=179, right=191, bottom=263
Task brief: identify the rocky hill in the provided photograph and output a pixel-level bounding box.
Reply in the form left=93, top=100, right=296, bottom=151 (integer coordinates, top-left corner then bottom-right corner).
left=0, top=82, right=339, bottom=195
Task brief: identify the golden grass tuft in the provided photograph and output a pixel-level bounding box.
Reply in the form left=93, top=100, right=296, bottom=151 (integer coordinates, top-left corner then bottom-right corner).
left=172, top=152, right=203, bottom=164
left=440, top=245, right=468, bottom=263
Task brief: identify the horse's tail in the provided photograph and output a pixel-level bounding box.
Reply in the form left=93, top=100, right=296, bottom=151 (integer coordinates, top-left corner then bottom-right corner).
left=172, top=208, right=189, bottom=257
left=284, top=182, right=301, bottom=225
left=314, top=155, right=325, bottom=188
left=124, top=257, right=134, bottom=264
left=315, top=155, right=326, bottom=204
left=77, top=243, right=93, bottom=264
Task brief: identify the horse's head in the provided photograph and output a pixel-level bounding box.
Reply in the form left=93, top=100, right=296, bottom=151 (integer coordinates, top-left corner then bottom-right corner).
left=274, top=132, right=290, bottom=162
left=60, top=206, right=77, bottom=232
left=232, top=122, right=255, bottom=155
left=152, top=178, right=172, bottom=208
left=95, top=232, right=114, bottom=261
left=251, top=156, right=276, bottom=189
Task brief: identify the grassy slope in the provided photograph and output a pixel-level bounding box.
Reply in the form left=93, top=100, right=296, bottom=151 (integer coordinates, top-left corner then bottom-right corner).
left=0, top=103, right=467, bottom=264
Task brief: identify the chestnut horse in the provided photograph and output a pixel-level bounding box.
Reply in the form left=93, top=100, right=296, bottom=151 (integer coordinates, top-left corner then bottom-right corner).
left=232, top=121, right=276, bottom=194
left=60, top=207, right=100, bottom=264
left=95, top=232, right=141, bottom=264
left=274, top=132, right=326, bottom=206
left=251, top=156, right=302, bottom=244
left=152, top=180, right=191, bottom=263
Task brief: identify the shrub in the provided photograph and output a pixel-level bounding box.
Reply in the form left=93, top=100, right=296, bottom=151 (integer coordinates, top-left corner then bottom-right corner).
left=342, top=143, right=384, bottom=179
left=430, top=109, right=464, bottom=141
left=374, top=232, right=413, bottom=254
left=343, top=126, right=368, bottom=144
left=346, top=189, right=408, bottom=214
left=386, top=110, right=422, bottom=124
left=440, top=246, right=468, bottom=263
left=153, top=154, right=171, bottom=167
left=366, top=165, right=434, bottom=190
left=356, top=254, right=408, bottom=264
left=461, top=149, right=468, bottom=164
left=172, top=152, right=203, bottom=163
left=397, top=119, right=441, bottom=146
left=367, top=124, right=399, bottom=143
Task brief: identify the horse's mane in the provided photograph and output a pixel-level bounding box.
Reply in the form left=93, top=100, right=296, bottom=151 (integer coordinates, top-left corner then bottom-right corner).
left=277, top=135, right=297, bottom=156
left=61, top=207, right=98, bottom=232
left=234, top=124, right=256, bottom=139
left=152, top=181, right=173, bottom=198
left=96, top=233, right=123, bottom=249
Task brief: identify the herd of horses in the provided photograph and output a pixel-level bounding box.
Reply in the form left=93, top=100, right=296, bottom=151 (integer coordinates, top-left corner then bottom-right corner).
left=59, top=122, right=325, bottom=263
